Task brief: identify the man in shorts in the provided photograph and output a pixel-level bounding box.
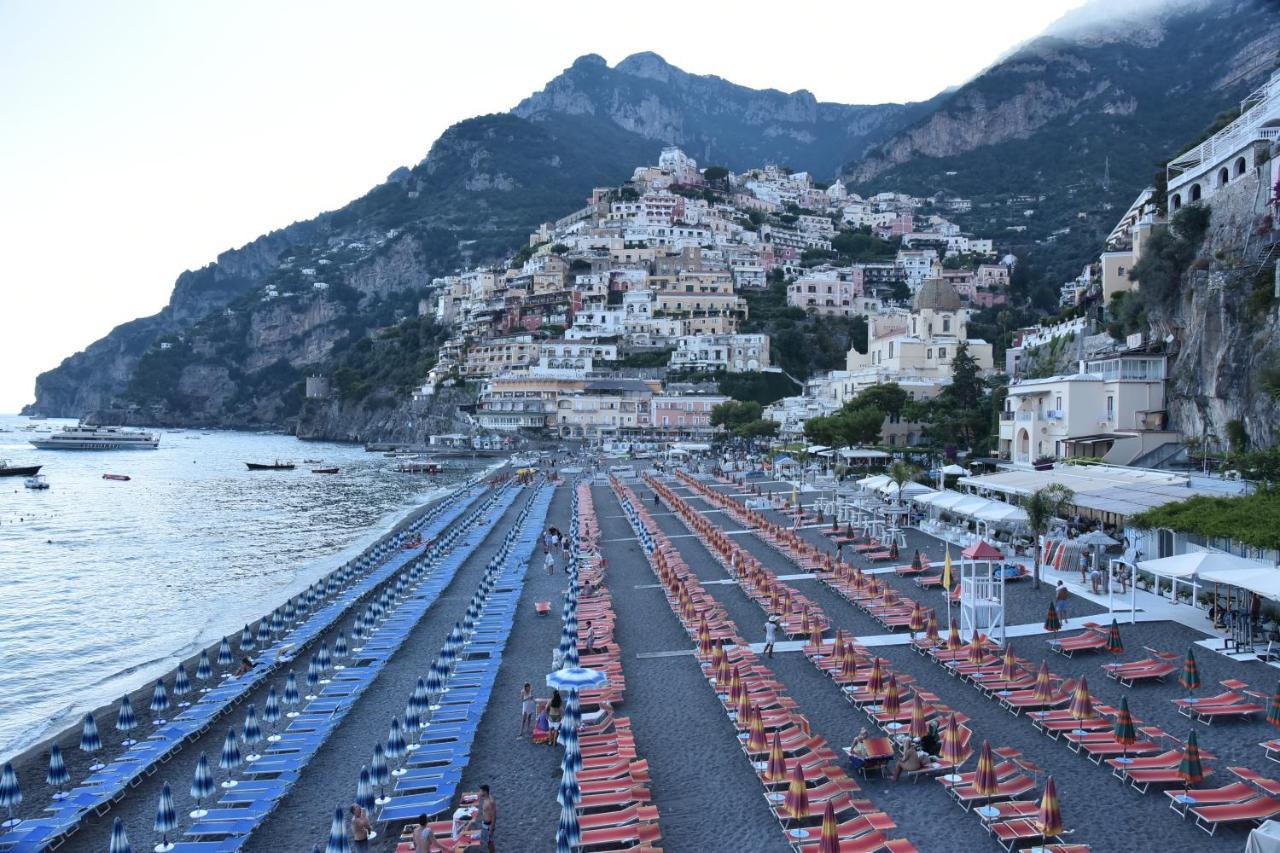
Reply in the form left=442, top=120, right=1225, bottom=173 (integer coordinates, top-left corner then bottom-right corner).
left=469, top=784, right=497, bottom=852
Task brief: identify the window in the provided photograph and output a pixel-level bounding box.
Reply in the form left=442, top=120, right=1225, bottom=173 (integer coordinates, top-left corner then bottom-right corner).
left=1055, top=396, right=1062, bottom=411
left=942, top=317, right=951, bottom=333
left=1107, top=396, right=1115, bottom=417
left=938, top=347, right=946, bottom=359
left=927, top=348, right=933, bottom=359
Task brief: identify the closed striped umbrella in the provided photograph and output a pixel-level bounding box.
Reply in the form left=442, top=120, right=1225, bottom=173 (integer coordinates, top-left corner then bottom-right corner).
left=284, top=670, right=301, bottom=717
left=109, top=816, right=132, bottom=853
left=242, top=705, right=263, bottom=762
left=173, top=664, right=192, bottom=706
left=1000, top=644, right=1018, bottom=682
left=1179, top=730, right=1205, bottom=791
left=1268, top=682, right=1280, bottom=729
left=46, top=744, right=69, bottom=798
left=925, top=610, right=940, bottom=643
left=1113, top=695, right=1137, bottom=760
left=217, top=637, right=233, bottom=668
left=283, top=598, right=296, bottom=623
left=840, top=646, right=858, bottom=683
left=908, top=601, right=924, bottom=635
left=1180, top=647, right=1201, bottom=694
left=189, top=752, right=214, bottom=817
left=410, top=677, right=429, bottom=719
left=556, top=752, right=580, bottom=808
left=256, top=619, right=271, bottom=648
left=819, top=799, right=839, bottom=853
left=867, top=657, right=885, bottom=696
left=325, top=806, right=350, bottom=853
left=355, top=766, right=374, bottom=813
left=386, top=717, right=407, bottom=776
left=747, top=704, right=768, bottom=753
left=195, top=650, right=213, bottom=685
left=974, top=741, right=999, bottom=814
left=783, top=762, right=809, bottom=820
left=832, top=630, right=847, bottom=661
left=270, top=609, right=284, bottom=635
left=371, top=744, right=390, bottom=804
left=940, top=715, right=965, bottom=774
left=240, top=624, right=255, bottom=653
left=351, top=615, right=365, bottom=647
left=696, top=616, right=712, bottom=657
left=116, top=695, right=138, bottom=746
left=766, top=730, right=787, bottom=782
left=150, top=679, right=170, bottom=722
left=0, top=762, right=19, bottom=828
left=218, top=728, right=241, bottom=786
left=264, top=686, right=282, bottom=741
left=80, top=713, right=105, bottom=771
left=967, top=632, right=986, bottom=664
left=554, top=800, right=579, bottom=853
left=1032, top=662, right=1054, bottom=703
left=1069, top=677, right=1094, bottom=724
left=316, top=641, right=332, bottom=674
left=909, top=699, right=929, bottom=740
left=1043, top=601, right=1061, bottom=634
left=403, top=700, right=421, bottom=750
left=881, top=674, right=901, bottom=717
left=333, top=631, right=348, bottom=668
left=305, top=654, right=321, bottom=699
left=1038, top=775, right=1063, bottom=838
left=728, top=666, right=744, bottom=706
left=154, top=781, right=177, bottom=852
left=947, top=619, right=962, bottom=650
left=1105, top=619, right=1124, bottom=654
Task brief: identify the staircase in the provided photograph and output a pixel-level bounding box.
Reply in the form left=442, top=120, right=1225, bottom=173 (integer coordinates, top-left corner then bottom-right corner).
left=1128, top=441, right=1187, bottom=470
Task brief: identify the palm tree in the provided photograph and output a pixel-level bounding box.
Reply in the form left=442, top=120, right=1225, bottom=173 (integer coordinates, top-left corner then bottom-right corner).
left=1022, top=484, right=1075, bottom=590
left=888, top=460, right=920, bottom=506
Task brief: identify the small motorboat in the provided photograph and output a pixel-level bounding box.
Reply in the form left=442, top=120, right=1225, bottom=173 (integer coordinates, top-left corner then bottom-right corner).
left=103, top=473, right=131, bottom=481
left=302, top=458, right=322, bottom=464
left=311, top=467, right=340, bottom=474
left=0, top=459, right=41, bottom=477
left=246, top=461, right=296, bottom=471
left=24, top=474, right=49, bottom=490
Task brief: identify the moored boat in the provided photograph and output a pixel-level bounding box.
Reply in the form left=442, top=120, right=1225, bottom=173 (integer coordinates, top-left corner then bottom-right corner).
left=30, top=424, right=160, bottom=450
left=311, top=467, right=340, bottom=474
left=395, top=459, right=443, bottom=474
left=24, top=474, right=49, bottom=490
left=246, top=461, right=295, bottom=471
left=0, top=459, right=41, bottom=477
left=103, top=473, right=131, bottom=481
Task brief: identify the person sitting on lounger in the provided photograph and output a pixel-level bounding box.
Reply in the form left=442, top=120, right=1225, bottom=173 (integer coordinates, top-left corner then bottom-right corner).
left=235, top=657, right=253, bottom=677
left=891, top=740, right=924, bottom=782
left=919, top=722, right=941, bottom=759
left=531, top=709, right=553, bottom=745
left=412, top=814, right=440, bottom=852
left=848, top=727, right=870, bottom=771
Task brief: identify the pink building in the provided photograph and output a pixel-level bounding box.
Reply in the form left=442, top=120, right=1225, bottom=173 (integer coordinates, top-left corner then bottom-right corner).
left=786, top=269, right=866, bottom=317
left=970, top=290, right=1008, bottom=308
left=649, top=395, right=727, bottom=433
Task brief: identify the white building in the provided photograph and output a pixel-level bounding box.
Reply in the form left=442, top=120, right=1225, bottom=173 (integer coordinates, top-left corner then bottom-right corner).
left=669, top=334, right=771, bottom=373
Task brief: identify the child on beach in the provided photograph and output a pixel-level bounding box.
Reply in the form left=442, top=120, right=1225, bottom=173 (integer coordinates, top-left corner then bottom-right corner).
left=518, top=683, right=535, bottom=738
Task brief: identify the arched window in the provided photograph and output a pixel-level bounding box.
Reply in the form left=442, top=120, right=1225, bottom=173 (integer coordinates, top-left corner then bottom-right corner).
left=1171, top=193, right=1182, bottom=210
left=1218, top=167, right=1230, bottom=187
left=1190, top=183, right=1202, bottom=202
left=1235, top=156, right=1247, bottom=176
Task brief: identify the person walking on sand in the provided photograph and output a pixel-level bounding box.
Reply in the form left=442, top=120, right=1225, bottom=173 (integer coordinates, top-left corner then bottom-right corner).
left=1055, top=581, right=1070, bottom=621
left=351, top=803, right=372, bottom=852
left=518, top=683, right=535, bottom=738
left=764, top=615, right=779, bottom=659
left=412, top=814, right=439, bottom=852
left=468, top=784, right=497, bottom=853
left=544, top=551, right=556, bottom=576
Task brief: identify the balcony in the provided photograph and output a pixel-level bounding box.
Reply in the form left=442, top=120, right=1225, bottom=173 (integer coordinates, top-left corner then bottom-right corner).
left=1015, top=411, right=1034, bottom=422
left=1044, top=409, right=1065, bottom=420
left=999, top=411, right=1015, bottom=421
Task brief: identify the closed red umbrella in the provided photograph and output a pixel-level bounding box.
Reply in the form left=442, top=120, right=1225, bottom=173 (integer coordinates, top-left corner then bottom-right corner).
left=784, top=762, right=809, bottom=820
left=1038, top=775, right=1063, bottom=838
left=999, top=644, right=1018, bottom=682
left=881, top=674, right=901, bottom=717
left=867, top=657, right=885, bottom=695
left=947, top=619, right=962, bottom=650
left=973, top=741, right=1000, bottom=817
left=765, top=730, right=787, bottom=782
left=925, top=610, right=940, bottom=643
left=818, top=799, right=839, bottom=853
left=908, top=601, right=924, bottom=635
left=1032, top=662, right=1054, bottom=703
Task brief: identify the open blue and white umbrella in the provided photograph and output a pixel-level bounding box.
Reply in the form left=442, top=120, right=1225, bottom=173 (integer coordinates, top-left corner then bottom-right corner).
left=173, top=664, right=192, bottom=707
left=333, top=631, right=348, bottom=669
left=189, top=752, right=214, bottom=818
left=546, top=665, right=607, bottom=693
left=46, top=744, right=69, bottom=799
left=305, top=655, right=321, bottom=700
left=154, top=781, right=177, bottom=852
left=116, top=695, right=138, bottom=746
left=325, top=806, right=349, bottom=853
left=0, top=762, right=19, bottom=828
left=256, top=619, right=271, bottom=648
left=263, top=686, right=282, bottom=741
left=150, top=679, right=170, bottom=723
left=355, top=766, right=374, bottom=813
left=554, top=800, right=580, bottom=853
left=195, top=650, right=213, bottom=686
left=386, top=717, right=407, bottom=776
left=80, top=713, right=105, bottom=771
left=218, top=728, right=241, bottom=787
left=242, top=704, right=263, bottom=762
left=216, top=637, right=233, bottom=669
left=239, top=624, right=255, bottom=653
left=371, top=744, right=390, bottom=804
left=108, top=816, right=131, bottom=853
left=284, top=670, right=301, bottom=717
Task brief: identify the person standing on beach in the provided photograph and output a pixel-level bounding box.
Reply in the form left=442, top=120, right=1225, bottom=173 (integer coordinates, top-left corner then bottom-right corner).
left=518, top=683, right=535, bottom=738
left=350, top=803, right=372, bottom=852
left=468, top=784, right=497, bottom=853
left=544, top=551, right=555, bottom=575
left=764, top=615, right=779, bottom=659
left=1055, top=581, right=1069, bottom=621
left=412, top=814, right=439, bottom=852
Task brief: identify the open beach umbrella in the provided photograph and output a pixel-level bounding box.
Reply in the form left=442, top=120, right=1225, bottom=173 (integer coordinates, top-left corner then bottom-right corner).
left=217, top=637, right=233, bottom=669
left=910, top=700, right=929, bottom=740
left=154, top=781, right=177, bottom=852
left=218, top=728, right=241, bottom=786
left=947, top=619, right=962, bottom=651
left=1113, top=696, right=1137, bottom=760
left=284, top=670, right=301, bottom=717
left=386, top=717, right=407, bottom=776
left=1179, top=730, right=1205, bottom=792
left=239, top=624, right=255, bottom=653
left=263, top=686, right=281, bottom=741
left=974, top=741, right=999, bottom=816
left=546, top=665, right=608, bottom=693
left=371, top=744, right=390, bottom=804
left=1268, top=682, right=1280, bottom=729
left=555, top=800, right=580, bottom=853
left=784, top=763, right=809, bottom=821
left=189, top=752, right=214, bottom=818
left=173, top=664, right=192, bottom=706
left=766, top=730, right=787, bottom=782
left=109, top=816, right=132, bottom=853
left=80, top=713, right=105, bottom=771
left=1038, top=776, right=1063, bottom=839
left=1180, top=647, right=1201, bottom=695
left=355, top=766, right=374, bottom=814
left=116, top=695, right=138, bottom=746
left=150, top=679, right=170, bottom=722
left=1032, top=662, right=1054, bottom=703
left=242, top=705, right=263, bottom=762
left=325, top=806, right=350, bottom=853
left=882, top=674, right=902, bottom=717
left=196, top=650, right=213, bottom=685
left=0, top=762, right=19, bottom=828
left=1043, top=601, right=1061, bottom=635
left=1105, top=619, right=1124, bottom=654
left=46, top=744, right=69, bottom=799
left=819, top=799, right=839, bottom=853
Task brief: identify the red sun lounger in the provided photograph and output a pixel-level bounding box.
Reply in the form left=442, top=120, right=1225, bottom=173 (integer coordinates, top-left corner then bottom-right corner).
left=1165, top=782, right=1257, bottom=816
left=1191, top=796, right=1280, bottom=835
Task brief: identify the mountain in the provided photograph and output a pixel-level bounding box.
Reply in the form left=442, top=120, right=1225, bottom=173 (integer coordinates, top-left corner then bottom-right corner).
left=844, top=0, right=1280, bottom=281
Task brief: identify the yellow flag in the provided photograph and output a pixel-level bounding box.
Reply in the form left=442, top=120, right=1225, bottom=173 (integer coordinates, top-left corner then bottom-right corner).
left=942, top=545, right=952, bottom=591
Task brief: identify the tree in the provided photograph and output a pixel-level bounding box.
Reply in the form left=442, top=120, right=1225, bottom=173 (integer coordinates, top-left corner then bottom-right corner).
left=841, top=406, right=885, bottom=446
left=888, top=460, right=921, bottom=506
left=945, top=343, right=983, bottom=411
left=702, top=165, right=730, bottom=183
left=1021, top=484, right=1075, bottom=590
left=854, top=383, right=908, bottom=420
left=711, top=400, right=763, bottom=432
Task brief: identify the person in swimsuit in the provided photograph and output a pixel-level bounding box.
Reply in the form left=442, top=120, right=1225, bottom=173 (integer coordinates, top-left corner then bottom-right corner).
left=518, top=683, right=535, bottom=738
left=350, top=803, right=371, bottom=852
left=468, top=784, right=497, bottom=852
left=411, top=814, right=439, bottom=852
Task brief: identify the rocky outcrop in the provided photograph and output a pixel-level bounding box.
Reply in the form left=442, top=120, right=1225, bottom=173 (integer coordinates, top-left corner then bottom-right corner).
left=296, top=384, right=477, bottom=444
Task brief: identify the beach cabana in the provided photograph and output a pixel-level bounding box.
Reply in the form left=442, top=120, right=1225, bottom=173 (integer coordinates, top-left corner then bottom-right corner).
left=958, top=540, right=1007, bottom=646
left=1138, top=551, right=1267, bottom=609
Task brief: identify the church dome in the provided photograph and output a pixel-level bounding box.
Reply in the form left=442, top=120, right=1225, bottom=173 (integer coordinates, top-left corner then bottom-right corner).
left=913, top=278, right=962, bottom=312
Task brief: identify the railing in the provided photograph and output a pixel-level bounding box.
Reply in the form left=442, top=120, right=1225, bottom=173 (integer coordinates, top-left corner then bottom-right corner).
left=999, top=411, right=1015, bottom=421
left=1168, top=72, right=1280, bottom=177
left=1015, top=411, right=1034, bottom=422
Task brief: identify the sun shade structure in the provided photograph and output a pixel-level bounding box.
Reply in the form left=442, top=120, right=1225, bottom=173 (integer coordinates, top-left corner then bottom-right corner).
left=45, top=745, right=69, bottom=800
left=79, top=714, right=104, bottom=771
left=325, top=806, right=350, bottom=853
left=153, top=781, right=177, bottom=852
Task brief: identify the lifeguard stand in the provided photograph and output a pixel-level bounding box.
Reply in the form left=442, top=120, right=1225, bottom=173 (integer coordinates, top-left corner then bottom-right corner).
left=958, top=541, right=1007, bottom=647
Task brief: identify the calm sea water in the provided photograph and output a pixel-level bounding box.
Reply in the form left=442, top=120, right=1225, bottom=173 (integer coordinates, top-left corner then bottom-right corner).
left=0, top=414, right=494, bottom=761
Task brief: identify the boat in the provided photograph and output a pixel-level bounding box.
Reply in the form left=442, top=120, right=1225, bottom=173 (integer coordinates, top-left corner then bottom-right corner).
left=302, top=458, right=323, bottom=464
left=396, top=460, right=443, bottom=474
left=24, top=474, right=49, bottom=490
left=30, top=424, right=160, bottom=450
left=0, top=459, right=42, bottom=477
left=311, top=467, right=340, bottom=474
left=246, top=461, right=296, bottom=471
left=103, top=473, right=131, bottom=481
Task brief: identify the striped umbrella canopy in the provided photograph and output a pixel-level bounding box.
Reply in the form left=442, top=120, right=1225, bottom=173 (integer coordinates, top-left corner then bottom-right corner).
left=0, top=762, right=19, bottom=827
left=1180, top=647, right=1201, bottom=693
left=1113, top=695, right=1137, bottom=759
left=909, top=699, right=929, bottom=740
left=116, top=695, right=138, bottom=745
left=284, top=671, right=301, bottom=715
left=1105, top=619, right=1124, bottom=654
left=715, top=649, right=733, bottom=686
left=1000, top=644, right=1018, bottom=682
left=1069, top=677, right=1095, bottom=723
left=371, top=744, right=390, bottom=803
left=283, top=598, right=296, bottom=622
left=1032, top=662, right=1055, bottom=703
left=940, top=715, right=966, bottom=771
left=766, top=730, right=787, bottom=782
left=974, top=741, right=999, bottom=800
left=327, top=573, right=339, bottom=595
left=1043, top=601, right=1061, bottom=634
left=355, top=766, right=375, bottom=813
left=240, top=624, right=255, bottom=653
left=696, top=616, right=712, bottom=657
left=556, top=752, right=580, bottom=808
left=318, top=641, right=333, bottom=672
left=263, top=686, right=281, bottom=740
left=563, top=642, right=580, bottom=669
left=189, top=752, right=214, bottom=817
left=79, top=713, right=105, bottom=771
left=45, top=744, right=69, bottom=797
left=410, top=677, right=429, bottom=718
left=925, top=611, right=940, bottom=643
left=747, top=705, right=768, bottom=753
left=832, top=630, right=847, bottom=661
left=1268, top=682, right=1280, bottom=729
left=196, top=650, right=213, bottom=683
left=546, top=665, right=607, bottom=693
left=333, top=631, right=348, bottom=664
left=242, top=705, right=263, bottom=760
left=911, top=550, right=924, bottom=572
left=882, top=674, right=902, bottom=717
left=1179, top=730, right=1206, bottom=790
left=908, top=602, right=924, bottom=634
left=217, top=637, right=234, bottom=668
left=555, top=800, right=580, bottom=853
left=386, top=717, right=407, bottom=775
left=325, top=806, right=350, bottom=853
left=947, top=619, right=962, bottom=650
left=967, top=632, right=986, bottom=664
left=841, top=648, right=858, bottom=683
left=256, top=620, right=271, bottom=648
left=403, top=700, right=421, bottom=749
left=351, top=616, right=364, bottom=644
left=270, top=609, right=284, bottom=635
left=219, top=728, right=241, bottom=782
left=150, top=679, right=170, bottom=718
left=819, top=799, right=839, bottom=853
left=728, top=666, right=745, bottom=706
left=1038, top=775, right=1063, bottom=838
left=296, top=594, right=310, bottom=618
left=109, top=816, right=131, bottom=853
left=560, top=724, right=582, bottom=777
left=784, top=762, right=809, bottom=820
left=305, top=655, right=321, bottom=696
left=173, top=664, right=192, bottom=705
left=867, top=657, right=885, bottom=696
left=154, top=781, right=177, bottom=851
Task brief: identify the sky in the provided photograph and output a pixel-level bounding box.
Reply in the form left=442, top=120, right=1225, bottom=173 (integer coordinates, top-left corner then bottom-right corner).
left=0, top=0, right=1090, bottom=413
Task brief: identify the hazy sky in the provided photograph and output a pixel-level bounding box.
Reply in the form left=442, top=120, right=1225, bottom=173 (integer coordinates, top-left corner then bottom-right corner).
left=0, top=0, right=1088, bottom=412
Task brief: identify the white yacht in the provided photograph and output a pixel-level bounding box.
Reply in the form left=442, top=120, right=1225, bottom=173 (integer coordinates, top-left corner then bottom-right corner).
left=30, top=424, right=161, bottom=450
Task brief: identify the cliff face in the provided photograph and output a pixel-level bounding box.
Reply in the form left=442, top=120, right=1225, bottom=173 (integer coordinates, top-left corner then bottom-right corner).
left=296, top=384, right=477, bottom=445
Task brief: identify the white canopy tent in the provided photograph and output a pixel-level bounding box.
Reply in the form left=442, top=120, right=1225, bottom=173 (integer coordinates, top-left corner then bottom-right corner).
left=858, top=475, right=892, bottom=492
left=1199, top=567, right=1280, bottom=602
left=973, top=503, right=1029, bottom=524
left=1137, top=551, right=1274, bottom=611
left=840, top=448, right=891, bottom=460
left=880, top=481, right=935, bottom=500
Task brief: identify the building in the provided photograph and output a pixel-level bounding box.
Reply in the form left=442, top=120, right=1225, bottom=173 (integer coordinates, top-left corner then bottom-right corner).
left=554, top=379, right=659, bottom=440
left=537, top=340, right=618, bottom=373
left=669, top=334, right=771, bottom=373
left=649, top=394, right=728, bottom=435
left=463, top=335, right=539, bottom=378
left=476, top=375, right=584, bottom=431
left=1100, top=250, right=1135, bottom=303
left=787, top=270, right=865, bottom=317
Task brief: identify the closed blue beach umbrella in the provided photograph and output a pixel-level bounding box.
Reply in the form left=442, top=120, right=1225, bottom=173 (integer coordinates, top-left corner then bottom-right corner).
left=556, top=754, right=580, bottom=808
left=239, top=624, right=255, bottom=653
left=326, top=573, right=339, bottom=596
left=189, top=752, right=214, bottom=818
left=263, top=686, right=282, bottom=741
left=218, top=728, right=241, bottom=787
left=173, top=664, right=192, bottom=706
left=355, top=766, right=374, bottom=813
left=108, top=816, right=131, bottom=853
left=410, top=677, right=429, bottom=718
left=555, top=800, right=579, bottom=853
left=333, top=631, right=348, bottom=668
left=46, top=744, right=70, bottom=799
left=154, top=781, right=177, bottom=852
left=325, top=806, right=349, bottom=853
left=116, top=695, right=138, bottom=746
left=270, top=608, right=284, bottom=636
left=351, top=617, right=364, bottom=645
left=563, top=641, right=580, bottom=669
left=371, top=744, right=390, bottom=803
left=242, top=705, right=263, bottom=762
left=256, top=619, right=271, bottom=647
left=425, top=662, right=445, bottom=705
left=0, top=762, right=19, bottom=828
left=284, top=671, right=301, bottom=717
left=317, top=640, right=332, bottom=674
left=283, top=598, right=296, bottom=623
left=296, top=593, right=309, bottom=618
left=195, top=650, right=213, bottom=685
left=305, top=655, right=321, bottom=699
left=216, top=637, right=233, bottom=669
left=150, top=679, right=170, bottom=722
left=386, top=717, right=407, bottom=776
left=403, top=701, right=421, bottom=750
left=80, top=713, right=105, bottom=771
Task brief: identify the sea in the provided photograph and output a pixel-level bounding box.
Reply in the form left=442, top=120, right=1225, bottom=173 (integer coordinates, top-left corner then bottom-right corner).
left=0, top=414, right=496, bottom=762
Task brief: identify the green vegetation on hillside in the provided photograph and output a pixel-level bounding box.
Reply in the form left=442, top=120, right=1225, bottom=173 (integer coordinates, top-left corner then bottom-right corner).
left=1128, top=491, right=1280, bottom=552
